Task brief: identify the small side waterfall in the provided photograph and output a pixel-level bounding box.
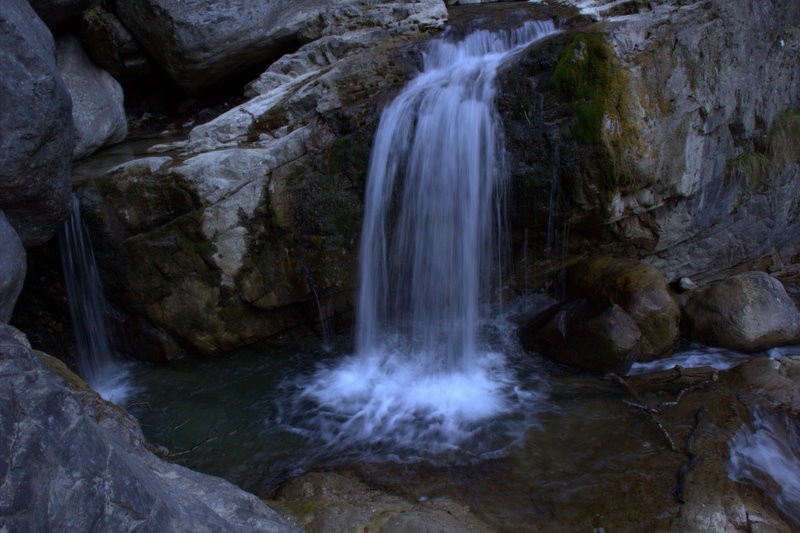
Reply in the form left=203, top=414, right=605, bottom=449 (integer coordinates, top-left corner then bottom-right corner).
left=297, top=21, right=557, bottom=456
left=60, top=196, right=131, bottom=402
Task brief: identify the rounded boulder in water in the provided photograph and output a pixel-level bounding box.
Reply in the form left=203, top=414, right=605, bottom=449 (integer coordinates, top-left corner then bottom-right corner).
left=685, top=271, right=800, bottom=352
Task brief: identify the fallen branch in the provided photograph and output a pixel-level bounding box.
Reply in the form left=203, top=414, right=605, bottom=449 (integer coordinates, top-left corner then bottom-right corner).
left=609, top=373, right=677, bottom=452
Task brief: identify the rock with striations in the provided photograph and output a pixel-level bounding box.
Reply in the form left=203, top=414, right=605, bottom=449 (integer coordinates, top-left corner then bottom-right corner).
left=501, top=0, right=800, bottom=290
left=0, top=324, right=301, bottom=532
left=0, top=0, right=74, bottom=247
left=112, top=0, right=447, bottom=91
left=685, top=271, right=800, bottom=352
left=56, top=34, right=128, bottom=160
left=0, top=211, right=26, bottom=323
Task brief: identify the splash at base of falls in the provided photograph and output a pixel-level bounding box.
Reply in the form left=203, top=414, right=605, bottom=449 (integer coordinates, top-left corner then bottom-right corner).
left=294, top=346, right=543, bottom=459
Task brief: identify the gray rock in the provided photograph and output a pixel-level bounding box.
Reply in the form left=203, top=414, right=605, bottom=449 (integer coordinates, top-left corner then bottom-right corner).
left=80, top=12, right=435, bottom=356
left=0, top=324, right=300, bottom=532
left=685, top=271, right=800, bottom=352
left=29, top=0, right=93, bottom=29
left=112, top=0, right=447, bottom=91
left=57, top=34, right=128, bottom=160
left=503, top=0, right=800, bottom=289
left=0, top=0, right=74, bottom=246
left=0, top=211, right=26, bottom=323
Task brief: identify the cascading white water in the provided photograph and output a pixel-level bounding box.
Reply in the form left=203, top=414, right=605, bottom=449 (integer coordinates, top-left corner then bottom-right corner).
left=297, top=21, right=557, bottom=456
left=60, top=195, right=132, bottom=403
left=728, top=410, right=800, bottom=528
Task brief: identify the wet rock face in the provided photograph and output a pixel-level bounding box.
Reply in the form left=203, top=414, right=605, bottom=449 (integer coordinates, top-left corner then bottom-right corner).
left=112, top=0, right=447, bottom=92
left=0, top=212, right=26, bottom=323
left=0, top=324, right=301, bottom=532
left=501, top=0, right=800, bottom=287
left=0, top=0, right=73, bottom=247
left=685, top=271, right=800, bottom=352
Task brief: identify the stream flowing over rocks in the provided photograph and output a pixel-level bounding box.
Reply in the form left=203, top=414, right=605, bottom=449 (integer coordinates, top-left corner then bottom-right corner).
left=1, top=0, right=800, bottom=531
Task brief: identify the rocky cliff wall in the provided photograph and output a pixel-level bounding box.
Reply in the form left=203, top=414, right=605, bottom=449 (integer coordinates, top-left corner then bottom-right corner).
left=502, top=0, right=800, bottom=289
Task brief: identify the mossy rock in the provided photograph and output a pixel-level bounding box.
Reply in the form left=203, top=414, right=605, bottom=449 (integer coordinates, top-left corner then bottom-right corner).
left=569, top=256, right=681, bottom=359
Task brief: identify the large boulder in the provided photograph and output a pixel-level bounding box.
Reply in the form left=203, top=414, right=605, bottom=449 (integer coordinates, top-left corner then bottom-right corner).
left=0, top=324, right=300, bottom=532
left=0, top=0, right=74, bottom=246
left=113, top=0, right=447, bottom=91
left=685, top=271, right=800, bottom=352
left=569, top=256, right=681, bottom=359
left=0, top=211, right=26, bottom=323
left=79, top=7, right=445, bottom=356
left=519, top=299, right=642, bottom=374
left=56, top=34, right=128, bottom=160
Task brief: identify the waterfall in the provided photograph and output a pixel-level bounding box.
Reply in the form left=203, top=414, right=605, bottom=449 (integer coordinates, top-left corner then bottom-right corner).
left=296, top=21, right=557, bottom=456
left=357, top=19, right=557, bottom=369
left=60, top=195, right=131, bottom=403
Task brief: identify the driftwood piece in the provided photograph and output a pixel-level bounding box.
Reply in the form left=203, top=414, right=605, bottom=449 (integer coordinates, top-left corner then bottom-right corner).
left=627, top=365, right=719, bottom=392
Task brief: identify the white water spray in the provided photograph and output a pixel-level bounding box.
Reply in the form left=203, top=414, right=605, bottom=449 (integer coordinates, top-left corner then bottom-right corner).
left=728, top=410, right=800, bottom=527
left=298, top=21, right=557, bottom=456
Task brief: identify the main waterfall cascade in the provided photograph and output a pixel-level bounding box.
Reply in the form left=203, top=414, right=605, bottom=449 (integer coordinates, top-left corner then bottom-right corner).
left=294, top=21, right=558, bottom=456
left=60, top=196, right=132, bottom=403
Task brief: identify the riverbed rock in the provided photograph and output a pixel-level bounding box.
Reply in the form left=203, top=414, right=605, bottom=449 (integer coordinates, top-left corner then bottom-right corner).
left=520, top=299, right=642, bottom=374
left=113, top=0, right=447, bottom=91
left=56, top=34, right=128, bottom=160
left=79, top=9, right=442, bottom=356
left=270, top=471, right=492, bottom=532
left=0, top=0, right=74, bottom=247
left=0, top=324, right=300, bottom=532
left=685, top=271, right=800, bottom=352
left=570, top=256, right=681, bottom=359
left=502, top=0, right=800, bottom=290
left=0, top=212, right=26, bottom=323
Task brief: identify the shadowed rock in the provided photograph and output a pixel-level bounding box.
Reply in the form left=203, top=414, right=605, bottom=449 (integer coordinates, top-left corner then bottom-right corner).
left=0, top=324, right=300, bottom=532
left=0, top=0, right=73, bottom=246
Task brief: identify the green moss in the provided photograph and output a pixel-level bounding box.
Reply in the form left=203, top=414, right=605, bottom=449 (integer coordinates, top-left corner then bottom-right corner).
left=728, top=152, right=769, bottom=187
left=727, top=108, right=800, bottom=187
left=550, top=33, right=617, bottom=144
left=767, top=108, right=800, bottom=169
left=324, top=132, right=372, bottom=183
